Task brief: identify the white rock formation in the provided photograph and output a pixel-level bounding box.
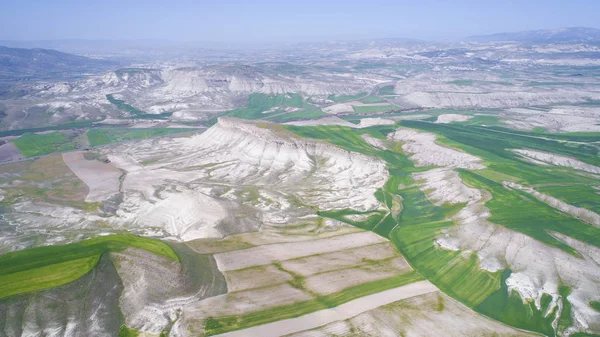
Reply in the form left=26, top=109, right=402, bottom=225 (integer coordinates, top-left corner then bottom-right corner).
left=513, top=149, right=600, bottom=174
left=103, top=118, right=388, bottom=241
left=389, top=128, right=485, bottom=169
left=436, top=114, right=472, bottom=123
left=413, top=168, right=482, bottom=205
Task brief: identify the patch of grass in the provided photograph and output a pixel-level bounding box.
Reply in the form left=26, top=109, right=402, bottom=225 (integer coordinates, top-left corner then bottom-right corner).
left=461, top=115, right=501, bottom=126
left=106, top=94, right=145, bottom=116
left=0, top=121, right=98, bottom=138
left=476, top=269, right=558, bottom=336
left=210, top=93, right=313, bottom=123
left=591, top=301, right=600, bottom=312
left=328, top=92, right=366, bottom=102
left=106, top=94, right=171, bottom=120
left=0, top=155, right=96, bottom=210
left=353, top=105, right=399, bottom=113
left=249, top=93, right=308, bottom=110
left=319, top=271, right=423, bottom=307
left=0, top=235, right=178, bottom=299
left=119, top=326, right=140, bottom=337
left=378, top=85, right=396, bottom=95
left=12, top=132, right=74, bottom=157
left=264, top=109, right=327, bottom=122
left=86, top=128, right=195, bottom=146
left=557, top=286, right=573, bottom=336
left=447, top=80, right=473, bottom=86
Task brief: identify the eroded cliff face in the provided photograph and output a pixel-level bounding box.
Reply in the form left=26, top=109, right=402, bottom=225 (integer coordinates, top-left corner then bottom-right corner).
left=0, top=255, right=123, bottom=337
left=104, top=117, right=388, bottom=241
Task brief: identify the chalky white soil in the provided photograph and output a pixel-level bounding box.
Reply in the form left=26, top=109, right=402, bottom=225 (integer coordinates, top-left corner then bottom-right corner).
left=435, top=114, right=472, bottom=123
left=62, top=151, right=121, bottom=202
left=389, top=128, right=484, bottom=169
left=285, top=291, right=538, bottom=337
left=302, top=257, right=410, bottom=295
left=96, top=117, right=389, bottom=241
left=214, top=231, right=387, bottom=271
left=213, top=281, right=438, bottom=337
left=513, top=149, right=600, bottom=174
left=413, top=168, right=482, bottom=205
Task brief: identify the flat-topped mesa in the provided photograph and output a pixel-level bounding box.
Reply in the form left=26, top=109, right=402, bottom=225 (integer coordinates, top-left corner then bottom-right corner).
left=181, top=117, right=388, bottom=212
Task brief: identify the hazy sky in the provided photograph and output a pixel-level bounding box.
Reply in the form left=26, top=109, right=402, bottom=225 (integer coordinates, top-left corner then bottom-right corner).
left=1, top=0, right=600, bottom=43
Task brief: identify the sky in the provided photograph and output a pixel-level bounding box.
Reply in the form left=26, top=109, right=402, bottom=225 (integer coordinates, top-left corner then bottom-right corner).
left=1, top=0, right=600, bottom=44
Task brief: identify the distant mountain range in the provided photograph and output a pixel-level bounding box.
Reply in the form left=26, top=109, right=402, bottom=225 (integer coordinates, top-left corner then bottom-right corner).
left=0, top=45, right=115, bottom=82
left=469, top=27, right=600, bottom=43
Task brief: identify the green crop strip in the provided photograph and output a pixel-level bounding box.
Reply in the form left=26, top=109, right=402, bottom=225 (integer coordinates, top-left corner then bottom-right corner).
left=86, top=128, right=195, bottom=146
left=264, top=108, right=327, bottom=122
left=12, top=132, right=75, bottom=157
left=378, top=85, right=396, bottom=95
left=210, top=93, right=315, bottom=124
left=204, top=271, right=422, bottom=336
left=0, top=235, right=178, bottom=299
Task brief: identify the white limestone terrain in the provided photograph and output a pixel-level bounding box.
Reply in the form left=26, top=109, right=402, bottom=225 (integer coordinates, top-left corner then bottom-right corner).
left=91, top=117, right=388, bottom=241
left=4, top=31, right=600, bottom=337
left=436, top=113, right=472, bottom=123
left=390, top=126, right=600, bottom=334
left=62, top=151, right=122, bottom=202
left=285, top=292, right=537, bottom=337
left=389, top=128, right=485, bottom=169
left=215, top=281, right=439, bottom=337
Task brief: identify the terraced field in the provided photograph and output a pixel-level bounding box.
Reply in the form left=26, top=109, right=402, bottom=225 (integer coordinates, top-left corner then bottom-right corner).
left=12, top=131, right=76, bottom=157
left=194, top=231, right=424, bottom=336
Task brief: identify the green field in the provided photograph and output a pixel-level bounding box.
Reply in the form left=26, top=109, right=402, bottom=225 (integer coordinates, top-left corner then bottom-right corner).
left=0, top=121, right=98, bottom=138
left=264, top=108, right=327, bottom=122
left=327, top=92, right=366, bottom=102
left=86, top=128, right=196, bottom=146
left=352, top=105, right=399, bottom=113
left=212, top=93, right=314, bottom=123
left=0, top=235, right=178, bottom=299
left=378, top=85, right=396, bottom=95
left=12, top=132, right=75, bottom=157
left=284, top=121, right=600, bottom=336
left=106, top=94, right=172, bottom=120
left=106, top=94, right=146, bottom=116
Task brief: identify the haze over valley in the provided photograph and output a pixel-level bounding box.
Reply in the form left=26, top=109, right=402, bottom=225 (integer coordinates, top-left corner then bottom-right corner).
left=1, top=2, right=600, bottom=336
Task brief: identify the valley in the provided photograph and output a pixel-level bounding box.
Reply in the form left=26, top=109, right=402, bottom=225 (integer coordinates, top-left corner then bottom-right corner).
left=1, top=27, right=600, bottom=337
